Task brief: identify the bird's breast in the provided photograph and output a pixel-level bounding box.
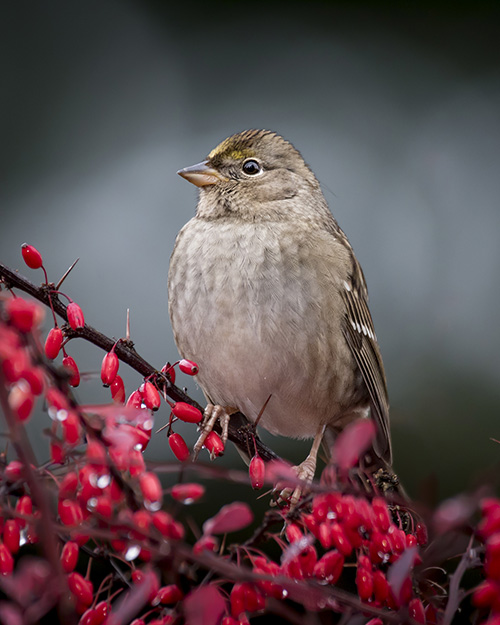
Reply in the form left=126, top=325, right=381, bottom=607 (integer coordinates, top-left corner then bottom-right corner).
left=168, top=218, right=357, bottom=438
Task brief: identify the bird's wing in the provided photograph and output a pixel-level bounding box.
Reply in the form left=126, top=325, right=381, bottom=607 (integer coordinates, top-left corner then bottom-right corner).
left=340, top=251, right=392, bottom=464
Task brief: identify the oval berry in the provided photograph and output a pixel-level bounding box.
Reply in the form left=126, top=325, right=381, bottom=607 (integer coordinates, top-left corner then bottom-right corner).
left=101, top=351, right=119, bottom=387
left=142, top=382, right=161, bottom=411
left=110, top=375, right=126, bottom=403
left=63, top=355, right=80, bottom=387
left=21, top=243, right=43, bottom=269
left=45, top=327, right=64, bottom=359
left=61, top=541, right=79, bottom=573
left=171, top=483, right=205, bottom=504
left=67, top=302, right=85, bottom=330
left=249, top=454, right=265, bottom=490
left=172, top=402, right=202, bottom=423
left=68, top=572, right=93, bottom=606
left=204, top=430, right=224, bottom=456
left=139, top=472, right=163, bottom=506
left=168, top=432, right=190, bottom=461
left=178, top=359, right=199, bottom=375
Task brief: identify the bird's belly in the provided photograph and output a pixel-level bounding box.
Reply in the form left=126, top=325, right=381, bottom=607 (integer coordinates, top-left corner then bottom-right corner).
left=168, top=220, right=356, bottom=439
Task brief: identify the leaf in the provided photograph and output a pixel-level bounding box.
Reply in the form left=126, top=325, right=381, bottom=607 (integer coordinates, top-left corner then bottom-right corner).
left=433, top=494, right=476, bottom=534
left=203, top=502, right=253, bottom=535
left=332, top=418, right=376, bottom=470
left=387, top=546, right=418, bottom=602
left=183, top=586, right=225, bottom=625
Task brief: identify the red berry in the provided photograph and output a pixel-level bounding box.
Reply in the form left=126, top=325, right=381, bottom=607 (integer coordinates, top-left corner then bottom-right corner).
left=168, top=432, right=190, bottom=461
left=171, top=482, right=205, bottom=503
left=372, top=497, right=391, bottom=533
left=8, top=383, right=35, bottom=421
left=172, top=401, right=202, bottom=423
left=101, top=351, right=119, bottom=387
left=330, top=522, right=353, bottom=556
left=4, top=460, right=24, bottom=482
left=230, top=583, right=246, bottom=618
left=142, top=382, right=161, bottom=411
left=21, top=243, right=43, bottom=269
left=45, top=386, right=70, bottom=412
left=126, top=390, right=143, bottom=409
left=93, top=496, right=112, bottom=519
left=68, top=572, right=93, bottom=606
left=61, top=541, right=79, bottom=573
left=285, top=523, right=303, bottom=543
left=178, top=359, right=199, bottom=375
left=45, top=327, right=63, bottom=359
left=193, top=535, right=218, bottom=554
left=356, top=566, right=374, bottom=601
left=58, top=499, right=83, bottom=526
left=408, top=598, right=426, bottom=624
left=79, top=608, right=101, bottom=625
left=86, top=440, right=107, bottom=468
left=473, top=580, right=500, bottom=608
left=373, top=570, right=390, bottom=603
left=318, top=522, right=332, bottom=548
left=369, top=531, right=392, bottom=564
left=0, top=542, right=14, bottom=575
left=486, top=534, right=500, bottom=580
left=95, top=602, right=109, bottom=622
left=6, top=298, right=40, bottom=333
left=313, top=549, right=344, bottom=583
left=156, top=584, right=183, bottom=604
left=204, top=430, right=224, bottom=457
left=110, top=374, right=126, bottom=403
left=23, top=366, right=44, bottom=395
left=139, top=472, right=163, bottom=506
left=249, top=454, right=265, bottom=489
left=67, top=302, right=85, bottom=330
left=62, top=412, right=82, bottom=445
left=63, top=355, right=80, bottom=387
left=129, top=449, right=146, bottom=477
left=151, top=510, right=174, bottom=535
left=16, top=495, right=33, bottom=526
left=3, top=520, right=20, bottom=554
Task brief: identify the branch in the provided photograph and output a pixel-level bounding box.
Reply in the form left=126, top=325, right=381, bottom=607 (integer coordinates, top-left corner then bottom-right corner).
left=0, top=261, right=279, bottom=462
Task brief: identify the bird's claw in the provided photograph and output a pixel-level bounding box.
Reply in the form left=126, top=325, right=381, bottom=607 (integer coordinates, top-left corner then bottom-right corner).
left=193, top=403, right=231, bottom=460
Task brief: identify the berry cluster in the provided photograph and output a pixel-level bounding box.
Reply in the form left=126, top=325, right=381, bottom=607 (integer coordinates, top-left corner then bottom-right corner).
left=473, top=497, right=500, bottom=623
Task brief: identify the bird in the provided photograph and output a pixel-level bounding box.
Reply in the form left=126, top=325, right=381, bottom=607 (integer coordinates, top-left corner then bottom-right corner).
left=168, top=129, right=392, bottom=502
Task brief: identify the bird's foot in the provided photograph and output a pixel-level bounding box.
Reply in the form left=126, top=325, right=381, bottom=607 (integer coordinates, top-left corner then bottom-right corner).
left=193, top=403, right=233, bottom=460
left=276, top=455, right=317, bottom=508
left=274, top=423, right=326, bottom=508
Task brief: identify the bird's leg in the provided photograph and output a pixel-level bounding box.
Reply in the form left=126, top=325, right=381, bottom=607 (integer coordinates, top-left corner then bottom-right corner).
left=279, top=423, right=327, bottom=507
left=193, top=403, right=234, bottom=460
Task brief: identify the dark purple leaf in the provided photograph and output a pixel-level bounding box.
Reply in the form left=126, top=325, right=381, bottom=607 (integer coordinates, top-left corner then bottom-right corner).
left=183, top=586, right=226, bottom=625
left=333, top=418, right=376, bottom=470
left=203, top=502, right=253, bottom=535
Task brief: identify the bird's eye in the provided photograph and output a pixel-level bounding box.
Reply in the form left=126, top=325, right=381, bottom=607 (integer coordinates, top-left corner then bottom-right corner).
left=242, top=159, right=262, bottom=175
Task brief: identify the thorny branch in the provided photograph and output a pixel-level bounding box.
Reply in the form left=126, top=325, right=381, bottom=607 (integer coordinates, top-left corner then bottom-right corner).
left=0, top=261, right=279, bottom=463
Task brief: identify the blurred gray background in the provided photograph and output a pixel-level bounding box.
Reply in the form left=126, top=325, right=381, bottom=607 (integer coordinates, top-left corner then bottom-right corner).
left=1, top=1, right=500, bottom=501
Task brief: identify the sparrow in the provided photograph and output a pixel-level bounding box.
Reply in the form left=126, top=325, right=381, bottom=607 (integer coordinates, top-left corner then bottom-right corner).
left=168, top=129, right=392, bottom=501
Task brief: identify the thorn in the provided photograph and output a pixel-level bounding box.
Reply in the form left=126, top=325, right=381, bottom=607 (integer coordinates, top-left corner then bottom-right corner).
left=155, top=423, right=170, bottom=434
left=56, top=258, right=80, bottom=290
left=126, top=309, right=131, bottom=342
left=254, top=393, right=272, bottom=428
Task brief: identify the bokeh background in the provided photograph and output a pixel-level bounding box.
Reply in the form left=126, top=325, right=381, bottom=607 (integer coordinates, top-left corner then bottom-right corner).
left=1, top=1, right=500, bottom=502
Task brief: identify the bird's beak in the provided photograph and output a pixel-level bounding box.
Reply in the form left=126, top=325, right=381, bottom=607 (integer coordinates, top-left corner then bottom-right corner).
left=177, top=160, right=227, bottom=187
